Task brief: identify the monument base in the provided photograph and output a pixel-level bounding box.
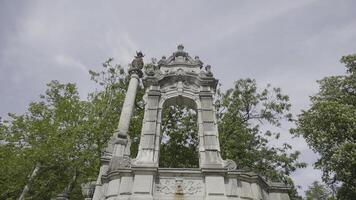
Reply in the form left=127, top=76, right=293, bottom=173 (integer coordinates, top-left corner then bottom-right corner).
left=92, top=168, right=290, bottom=200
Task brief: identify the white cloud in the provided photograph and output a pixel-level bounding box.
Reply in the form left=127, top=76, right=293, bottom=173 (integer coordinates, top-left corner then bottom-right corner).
left=54, top=54, right=88, bottom=72
left=292, top=164, right=323, bottom=191
left=103, top=31, right=138, bottom=66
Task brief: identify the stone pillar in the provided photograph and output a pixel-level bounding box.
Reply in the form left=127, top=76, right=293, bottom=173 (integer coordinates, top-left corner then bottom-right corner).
left=112, top=72, right=140, bottom=157
left=199, top=92, right=224, bottom=168
left=133, top=87, right=161, bottom=167
left=105, top=68, right=142, bottom=200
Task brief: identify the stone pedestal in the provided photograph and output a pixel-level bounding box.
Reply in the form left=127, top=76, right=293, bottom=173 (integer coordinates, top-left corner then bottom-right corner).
left=92, top=168, right=290, bottom=200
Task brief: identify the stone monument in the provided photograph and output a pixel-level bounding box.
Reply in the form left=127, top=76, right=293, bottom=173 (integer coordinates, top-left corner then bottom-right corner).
left=91, top=45, right=291, bottom=200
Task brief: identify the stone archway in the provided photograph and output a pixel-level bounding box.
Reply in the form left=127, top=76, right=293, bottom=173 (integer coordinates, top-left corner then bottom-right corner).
left=132, top=45, right=224, bottom=169
left=159, top=95, right=199, bottom=168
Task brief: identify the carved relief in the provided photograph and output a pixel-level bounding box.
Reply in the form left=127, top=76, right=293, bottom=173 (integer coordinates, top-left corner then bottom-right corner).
left=155, top=179, right=203, bottom=195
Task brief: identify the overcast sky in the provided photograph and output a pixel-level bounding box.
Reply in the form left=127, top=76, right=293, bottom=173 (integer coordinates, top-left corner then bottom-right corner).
left=1, top=0, right=355, bottom=196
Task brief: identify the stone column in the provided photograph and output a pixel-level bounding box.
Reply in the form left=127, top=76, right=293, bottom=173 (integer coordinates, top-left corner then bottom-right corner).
left=133, top=87, right=160, bottom=167
left=104, top=68, right=142, bottom=200
left=199, top=92, right=224, bottom=168
left=112, top=70, right=141, bottom=157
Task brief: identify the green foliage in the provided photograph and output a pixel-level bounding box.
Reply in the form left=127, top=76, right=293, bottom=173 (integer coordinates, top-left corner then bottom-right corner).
left=0, top=58, right=133, bottom=199
left=304, top=181, right=334, bottom=200
left=218, top=79, right=305, bottom=182
left=293, top=54, right=356, bottom=199
left=1, top=81, right=89, bottom=199
left=217, top=79, right=305, bottom=199
left=159, top=105, right=199, bottom=168
left=0, top=141, right=33, bottom=199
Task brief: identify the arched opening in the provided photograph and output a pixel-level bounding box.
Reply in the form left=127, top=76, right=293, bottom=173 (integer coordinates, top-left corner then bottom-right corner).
left=159, top=96, right=199, bottom=168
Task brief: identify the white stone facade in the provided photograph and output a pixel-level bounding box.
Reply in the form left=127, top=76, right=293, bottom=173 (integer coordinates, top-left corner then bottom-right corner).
left=91, top=45, right=291, bottom=200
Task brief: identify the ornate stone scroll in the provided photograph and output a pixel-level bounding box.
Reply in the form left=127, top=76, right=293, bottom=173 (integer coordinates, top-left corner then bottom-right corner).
left=223, top=159, right=237, bottom=171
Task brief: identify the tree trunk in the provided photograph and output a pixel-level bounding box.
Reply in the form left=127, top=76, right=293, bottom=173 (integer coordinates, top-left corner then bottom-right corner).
left=19, top=164, right=40, bottom=200
left=65, top=169, right=78, bottom=194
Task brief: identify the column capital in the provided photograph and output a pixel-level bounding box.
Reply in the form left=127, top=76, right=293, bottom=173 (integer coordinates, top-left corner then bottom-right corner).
left=128, top=67, right=143, bottom=78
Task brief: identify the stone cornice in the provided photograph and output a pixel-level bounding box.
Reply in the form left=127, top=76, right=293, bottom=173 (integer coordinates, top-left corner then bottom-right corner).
left=143, top=71, right=218, bottom=90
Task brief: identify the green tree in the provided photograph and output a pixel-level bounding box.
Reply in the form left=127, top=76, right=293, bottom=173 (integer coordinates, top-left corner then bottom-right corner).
left=0, top=134, right=33, bottom=199
left=0, top=59, right=305, bottom=199
left=293, top=54, right=356, bottom=199
left=217, top=79, right=306, bottom=199
left=304, top=181, right=334, bottom=200
left=0, top=58, right=137, bottom=199
left=1, top=81, right=90, bottom=199
left=159, top=105, right=199, bottom=168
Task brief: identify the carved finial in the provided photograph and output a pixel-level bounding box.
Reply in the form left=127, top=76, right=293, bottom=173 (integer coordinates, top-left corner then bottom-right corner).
left=177, top=44, right=184, bottom=51
left=131, top=51, right=144, bottom=69
left=204, top=65, right=213, bottom=76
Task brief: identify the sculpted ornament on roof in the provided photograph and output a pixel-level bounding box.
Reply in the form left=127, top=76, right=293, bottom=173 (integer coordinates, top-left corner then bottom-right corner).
left=143, top=44, right=215, bottom=81
left=157, top=44, right=203, bottom=68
